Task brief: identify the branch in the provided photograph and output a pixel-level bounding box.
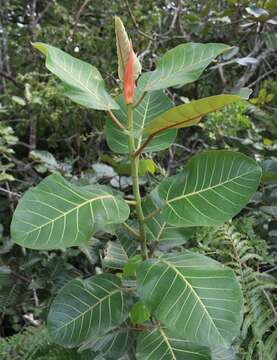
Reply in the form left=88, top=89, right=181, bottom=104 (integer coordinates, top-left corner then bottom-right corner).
left=0, top=71, right=20, bottom=87
left=133, top=91, right=146, bottom=108
left=134, top=113, right=202, bottom=157
left=0, top=186, right=21, bottom=199
left=233, top=48, right=273, bottom=91
left=124, top=0, right=154, bottom=40
left=107, top=110, right=128, bottom=132
left=143, top=207, right=162, bottom=222
left=71, top=0, right=93, bottom=40
left=123, top=222, right=140, bottom=239
left=36, top=0, right=55, bottom=24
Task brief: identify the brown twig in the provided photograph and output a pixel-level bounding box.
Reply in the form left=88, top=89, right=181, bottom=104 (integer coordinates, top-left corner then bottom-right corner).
left=0, top=186, right=21, bottom=199
left=107, top=110, right=128, bottom=132
left=143, top=207, right=162, bottom=222
left=71, top=0, right=93, bottom=40
left=134, top=113, right=203, bottom=157
left=123, top=222, right=140, bottom=239
left=0, top=71, right=20, bottom=87
left=124, top=0, right=154, bottom=41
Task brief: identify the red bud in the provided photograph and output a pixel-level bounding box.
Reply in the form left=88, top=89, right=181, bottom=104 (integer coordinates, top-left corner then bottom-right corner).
left=123, top=42, right=135, bottom=104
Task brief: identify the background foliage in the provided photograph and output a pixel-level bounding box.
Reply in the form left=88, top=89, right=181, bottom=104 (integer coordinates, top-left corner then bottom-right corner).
left=0, top=0, right=276, bottom=359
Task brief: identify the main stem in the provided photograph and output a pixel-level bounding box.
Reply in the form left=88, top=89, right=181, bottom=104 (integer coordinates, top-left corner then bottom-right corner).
left=127, top=104, right=148, bottom=260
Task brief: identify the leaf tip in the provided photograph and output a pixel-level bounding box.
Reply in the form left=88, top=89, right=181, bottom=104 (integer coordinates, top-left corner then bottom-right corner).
left=32, top=42, right=48, bottom=56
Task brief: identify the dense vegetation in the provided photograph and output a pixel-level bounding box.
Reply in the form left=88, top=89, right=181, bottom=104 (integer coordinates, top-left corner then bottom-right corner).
left=0, top=1, right=276, bottom=359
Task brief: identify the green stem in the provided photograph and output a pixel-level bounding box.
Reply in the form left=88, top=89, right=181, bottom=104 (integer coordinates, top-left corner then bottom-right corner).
left=127, top=104, right=148, bottom=260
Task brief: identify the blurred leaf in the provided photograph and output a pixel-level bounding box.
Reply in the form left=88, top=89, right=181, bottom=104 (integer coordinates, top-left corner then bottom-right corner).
left=246, top=6, right=269, bottom=18
left=12, top=96, right=26, bottom=106
left=236, top=57, right=258, bottom=66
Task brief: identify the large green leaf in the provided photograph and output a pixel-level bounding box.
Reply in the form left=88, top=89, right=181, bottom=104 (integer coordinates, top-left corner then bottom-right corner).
left=136, top=327, right=211, bottom=360
left=137, top=252, right=243, bottom=349
left=11, top=173, right=129, bottom=250
left=105, top=77, right=177, bottom=154
left=144, top=95, right=240, bottom=135
left=143, top=196, right=194, bottom=250
left=48, top=274, right=131, bottom=347
left=157, top=151, right=261, bottom=227
left=33, top=42, right=119, bottom=110
left=140, top=43, right=229, bottom=92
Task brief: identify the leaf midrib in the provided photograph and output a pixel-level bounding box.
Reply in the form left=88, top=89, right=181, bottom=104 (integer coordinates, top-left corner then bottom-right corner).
left=52, top=287, right=121, bottom=334
left=167, top=169, right=256, bottom=204
left=49, top=51, right=115, bottom=108
left=23, top=194, right=113, bottom=236
left=158, top=327, right=177, bottom=360
left=145, top=49, right=222, bottom=91
left=160, top=258, right=226, bottom=345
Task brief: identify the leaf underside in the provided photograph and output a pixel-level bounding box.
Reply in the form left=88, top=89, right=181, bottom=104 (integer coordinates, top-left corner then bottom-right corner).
left=48, top=274, right=130, bottom=347
left=33, top=42, right=119, bottom=110
left=137, top=252, right=243, bottom=349
left=141, top=43, right=230, bottom=91
left=136, top=327, right=212, bottom=360
left=143, top=196, right=194, bottom=250
left=158, top=150, right=262, bottom=227
left=11, top=173, right=129, bottom=250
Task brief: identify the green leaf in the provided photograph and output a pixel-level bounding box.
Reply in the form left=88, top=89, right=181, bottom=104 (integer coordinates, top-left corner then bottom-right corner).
left=236, top=87, right=252, bottom=100
left=29, top=150, right=59, bottom=171
left=157, top=150, right=261, bottom=227
left=48, top=273, right=131, bottom=347
left=139, top=159, right=156, bottom=175
left=137, top=252, right=243, bottom=349
left=33, top=42, right=119, bottom=111
left=12, top=96, right=26, bottom=106
left=79, top=327, right=133, bottom=358
left=11, top=173, right=129, bottom=250
left=130, top=301, right=150, bottom=325
left=102, top=228, right=137, bottom=270
left=144, top=95, right=240, bottom=135
left=136, top=327, right=212, bottom=360
left=140, top=43, right=230, bottom=92
left=123, top=255, right=141, bottom=277
left=143, top=196, right=194, bottom=250
left=105, top=77, right=177, bottom=154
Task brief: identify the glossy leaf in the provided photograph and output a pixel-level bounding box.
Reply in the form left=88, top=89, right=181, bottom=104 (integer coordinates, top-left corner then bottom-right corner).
left=157, top=150, right=261, bottom=227
left=137, top=252, right=243, bottom=349
left=48, top=274, right=131, bottom=347
left=105, top=77, right=177, bottom=154
left=33, top=42, right=119, bottom=110
left=143, top=196, right=194, bottom=250
left=11, top=173, right=129, bottom=250
left=140, top=43, right=230, bottom=91
left=144, top=95, right=241, bottom=135
left=136, top=327, right=211, bottom=360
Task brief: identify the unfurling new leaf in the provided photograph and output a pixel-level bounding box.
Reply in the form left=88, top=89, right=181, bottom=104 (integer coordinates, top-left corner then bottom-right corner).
left=115, top=16, right=141, bottom=82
